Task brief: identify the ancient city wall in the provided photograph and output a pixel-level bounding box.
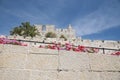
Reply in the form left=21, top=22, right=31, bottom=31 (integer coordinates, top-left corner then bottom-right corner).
left=0, top=44, right=120, bottom=80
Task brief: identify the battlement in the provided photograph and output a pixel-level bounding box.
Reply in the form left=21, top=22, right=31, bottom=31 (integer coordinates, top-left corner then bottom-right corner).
left=35, top=24, right=76, bottom=39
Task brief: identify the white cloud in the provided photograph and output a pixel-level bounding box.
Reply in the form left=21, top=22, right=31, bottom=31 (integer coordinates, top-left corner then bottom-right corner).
left=72, top=0, right=120, bottom=36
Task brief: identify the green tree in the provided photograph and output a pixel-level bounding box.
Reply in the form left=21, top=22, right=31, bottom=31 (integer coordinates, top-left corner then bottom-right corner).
left=29, top=26, right=39, bottom=38
left=45, top=32, right=56, bottom=38
left=60, top=35, right=67, bottom=41
left=10, top=27, right=22, bottom=36
left=10, top=22, right=39, bottom=38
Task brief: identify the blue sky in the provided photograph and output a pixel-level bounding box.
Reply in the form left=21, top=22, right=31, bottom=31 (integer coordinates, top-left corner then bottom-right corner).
left=0, top=0, right=120, bottom=40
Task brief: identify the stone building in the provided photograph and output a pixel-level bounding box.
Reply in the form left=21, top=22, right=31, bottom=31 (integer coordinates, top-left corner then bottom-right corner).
left=35, top=24, right=76, bottom=39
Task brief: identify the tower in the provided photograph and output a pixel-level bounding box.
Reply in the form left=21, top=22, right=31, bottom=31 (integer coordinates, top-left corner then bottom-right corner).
left=46, top=25, right=55, bottom=32
left=68, top=24, right=72, bottom=31
left=67, top=24, right=76, bottom=39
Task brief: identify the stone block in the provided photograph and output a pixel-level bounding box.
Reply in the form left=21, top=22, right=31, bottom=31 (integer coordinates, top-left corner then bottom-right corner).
left=9, top=45, right=28, bottom=54
left=0, top=69, right=4, bottom=80
left=0, top=54, right=4, bottom=68
left=0, top=44, right=4, bottom=53
left=78, top=71, right=100, bottom=80
left=82, top=40, right=92, bottom=46
left=59, top=51, right=90, bottom=70
left=58, top=71, right=78, bottom=80
left=90, top=42, right=100, bottom=47
left=78, top=71, right=120, bottom=80
left=29, top=47, right=58, bottom=55
left=99, top=40, right=119, bottom=49
left=30, top=71, right=58, bottom=80
left=104, top=40, right=117, bottom=43
left=100, top=72, right=120, bottom=80
left=0, top=45, right=11, bottom=54
left=102, top=44, right=117, bottom=49
left=92, top=40, right=103, bottom=47
left=89, top=54, right=120, bottom=71
left=104, top=50, right=115, bottom=54
left=1, top=44, right=28, bottom=54
left=0, top=53, right=26, bottom=69
left=4, top=70, right=30, bottom=80
left=26, top=54, right=58, bottom=70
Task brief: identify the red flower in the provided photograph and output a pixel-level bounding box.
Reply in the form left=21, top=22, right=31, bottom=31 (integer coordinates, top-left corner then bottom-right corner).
left=93, top=48, right=99, bottom=53
left=72, top=47, right=80, bottom=52
left=65, top=43, right=69, bottom=45
left=111, top=51, right=120, bottom=56
left=65, top=43, right=72, bottom=51
left=20, top=43, right=27, bottom=46
left=78, top=45, right=85, bottom=52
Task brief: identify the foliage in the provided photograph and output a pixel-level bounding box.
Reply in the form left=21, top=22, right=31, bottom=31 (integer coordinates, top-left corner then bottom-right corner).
left=10, top=22, right=39, bottom=38
left=45, top=32, right=56, bottom=38
left=10, top=27, right=22, bottom=36
left=60, top=35, right=67, bottom=41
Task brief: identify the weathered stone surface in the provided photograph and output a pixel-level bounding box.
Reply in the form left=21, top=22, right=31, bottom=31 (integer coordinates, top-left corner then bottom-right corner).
left=30, top=47, right=58, bottom=55
left=59, top=51, right=90, bottom=70
left=4, top=70, right=30, bottom=80
left=9, top=45, right=28, bottom=54
left=26, top=54, right=58, bottom=70
left=0, top=53, right=26, bottom=69
left=101, top=43, right=118, bottom=49
left=100, top=72, right=120, bottom=80
left=78, top=71, right=101, bottom=80
left=0, top=44, right=4, bottom=53
left=30, top=71, right=58, bottom=80
left=82, top=40, right=92, bottom=46
left=104, top=50, right=115, bottom=54
left=78, top=71, right=120, bottom=80
left=1, top=44, right=11, bottom=53
left=58, top=71, right=78, bottom=80
left=92, top=40, right=103, bottom=47
left=0, top=54, right=4, bottom=67
left=89, top=54, right=120, bottom=71
left=1, top=44, right=28, bottom=54
left=0, top=69, right=4, bottom=80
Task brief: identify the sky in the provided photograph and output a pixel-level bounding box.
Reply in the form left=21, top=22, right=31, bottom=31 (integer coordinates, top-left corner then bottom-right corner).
left=0, top=0, right=120, bottom=40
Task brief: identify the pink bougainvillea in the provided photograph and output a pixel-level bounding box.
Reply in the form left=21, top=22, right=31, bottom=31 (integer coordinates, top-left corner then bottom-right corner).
left=1, top=38, right=119, bottom=56
left=111, top=51, right=120, bottom=56
left=0, top=38, right=27, bottom=46
left=78, top=45, right=86, bottom=52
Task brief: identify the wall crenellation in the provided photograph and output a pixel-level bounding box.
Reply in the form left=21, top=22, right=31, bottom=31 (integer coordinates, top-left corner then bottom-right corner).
left=35, top=24, right=76, bottom=39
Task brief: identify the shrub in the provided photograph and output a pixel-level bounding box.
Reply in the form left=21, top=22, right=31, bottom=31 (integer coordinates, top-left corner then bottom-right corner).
left=45, top=32, right=56, bottom=38
left=60, top=35, right=67, bottom=41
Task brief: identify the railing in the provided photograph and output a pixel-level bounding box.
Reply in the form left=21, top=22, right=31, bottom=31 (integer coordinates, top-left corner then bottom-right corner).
left=85, top=46, right=120, bottom=54
left=9, top=39, right=120, bottom=55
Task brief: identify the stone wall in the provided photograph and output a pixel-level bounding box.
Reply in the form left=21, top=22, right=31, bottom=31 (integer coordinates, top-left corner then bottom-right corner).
left=0, top=44, right=120, bottom=80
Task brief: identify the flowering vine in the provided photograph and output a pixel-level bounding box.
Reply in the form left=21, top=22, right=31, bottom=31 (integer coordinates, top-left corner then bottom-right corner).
left=0, top=38, right=119, bottom=56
